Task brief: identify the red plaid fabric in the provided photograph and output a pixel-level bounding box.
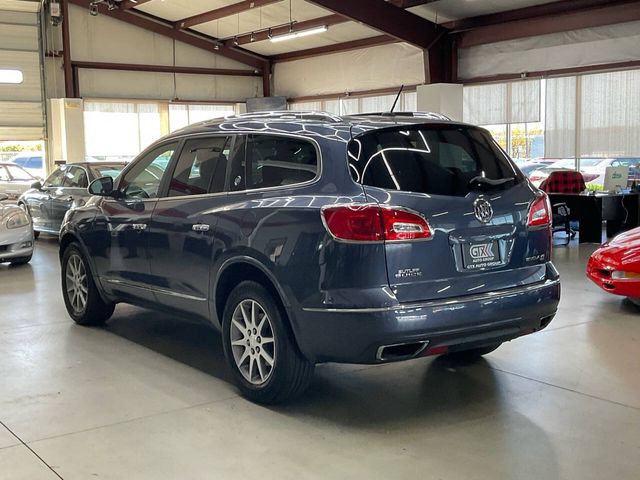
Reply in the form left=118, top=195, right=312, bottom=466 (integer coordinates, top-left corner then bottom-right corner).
left=539, top=170, right=586, bottom=193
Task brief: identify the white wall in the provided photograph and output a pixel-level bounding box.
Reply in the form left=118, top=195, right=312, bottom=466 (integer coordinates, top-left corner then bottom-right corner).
left=273, top=43, right=425, bottom=98
left=43, top=4, right=262, bottom=102
left=459, top=20, right=640, bottom=80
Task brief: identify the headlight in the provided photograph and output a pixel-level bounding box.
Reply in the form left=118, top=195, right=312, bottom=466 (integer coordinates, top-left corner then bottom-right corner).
left=6, top=211, right=30, bottom=229
left=611, top=271, right=640, bottom=280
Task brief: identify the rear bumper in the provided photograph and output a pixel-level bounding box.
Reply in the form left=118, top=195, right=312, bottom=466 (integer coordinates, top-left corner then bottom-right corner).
left=291, top=277, right=561, bottom=364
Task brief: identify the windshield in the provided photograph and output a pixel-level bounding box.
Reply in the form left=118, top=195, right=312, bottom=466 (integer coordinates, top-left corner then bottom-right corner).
left=6, top=165, right=33, bottom=180
left=90, top=164, right=125, bottom=180
left=348, top=125, right=520, bottom=197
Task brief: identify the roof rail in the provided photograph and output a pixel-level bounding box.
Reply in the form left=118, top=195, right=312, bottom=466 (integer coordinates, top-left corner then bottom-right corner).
left=353, top=112, right=452, bottom=121
left=226, top=110, right=344, bottom=123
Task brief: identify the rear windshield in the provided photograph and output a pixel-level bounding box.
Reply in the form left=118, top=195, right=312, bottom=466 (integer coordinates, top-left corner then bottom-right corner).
left=348, top=125, right=521, bottom=197
left=90, top=164, right=125, bottom=180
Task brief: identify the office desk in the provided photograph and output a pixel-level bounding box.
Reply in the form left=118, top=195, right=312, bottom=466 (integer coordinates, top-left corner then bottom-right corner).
left=548, top=192, right=640, bottom=243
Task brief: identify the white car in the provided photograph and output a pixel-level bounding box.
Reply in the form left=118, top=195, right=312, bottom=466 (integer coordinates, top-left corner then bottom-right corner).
left=0, top=193, right=34, bottom=265
left=0, top=163, right=37, bottom=200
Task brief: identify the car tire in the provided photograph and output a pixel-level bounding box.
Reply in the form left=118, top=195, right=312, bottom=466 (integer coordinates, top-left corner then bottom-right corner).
left=33, top=231, right=40, bottom=240
left=445, top=343, right=502, bottom=362
left=61, top=243, right=114, bottom=326
left=10, top=255, right=32, bottom=265
left=222, top=281, right=314, bottom=404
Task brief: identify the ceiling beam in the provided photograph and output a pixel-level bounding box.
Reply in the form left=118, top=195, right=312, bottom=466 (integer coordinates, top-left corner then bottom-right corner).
left=68, top=0, right=269, bottom=70
left=457, top=0, right=640, bottom=48
left=306, top=0, right=444, bottom=49
left=224, top=14, right=347, bottom=46
left=175, top=0, right=283, bottom=30
left=119, top=0, right=153, bottom=10
left=271, top=35, right=398, bottom=63
left=71, top=60, right=261, bottom=76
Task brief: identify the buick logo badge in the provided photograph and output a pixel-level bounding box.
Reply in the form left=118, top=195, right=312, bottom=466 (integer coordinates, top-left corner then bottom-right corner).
left=473, top=198, right=493, bottom=223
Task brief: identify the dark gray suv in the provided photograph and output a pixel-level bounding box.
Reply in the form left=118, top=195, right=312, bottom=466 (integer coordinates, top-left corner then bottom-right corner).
left=59, top=112, right=560, bottom=403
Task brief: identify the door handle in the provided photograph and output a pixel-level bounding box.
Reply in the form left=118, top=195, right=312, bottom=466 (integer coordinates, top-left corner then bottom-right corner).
left=132, top=224, right=147, bottom=231
left=192, top=223, right=210, bottom=232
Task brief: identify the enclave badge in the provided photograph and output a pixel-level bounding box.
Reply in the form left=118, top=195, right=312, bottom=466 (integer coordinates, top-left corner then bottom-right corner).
left=473, top=198, right=493, bottom=223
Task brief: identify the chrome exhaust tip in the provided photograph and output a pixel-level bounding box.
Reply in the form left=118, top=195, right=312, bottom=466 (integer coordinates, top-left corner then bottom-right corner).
left=376, top=340, right=429, bottom=362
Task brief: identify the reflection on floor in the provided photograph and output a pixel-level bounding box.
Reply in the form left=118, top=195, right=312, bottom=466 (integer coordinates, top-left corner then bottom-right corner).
left=1, top=235, right=639, bottom=479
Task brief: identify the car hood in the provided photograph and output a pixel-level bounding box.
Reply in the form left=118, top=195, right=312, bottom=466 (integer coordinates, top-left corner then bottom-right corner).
left=592, top=227, right=640, bottom=271
left=0, top=202, right=21, bottom=219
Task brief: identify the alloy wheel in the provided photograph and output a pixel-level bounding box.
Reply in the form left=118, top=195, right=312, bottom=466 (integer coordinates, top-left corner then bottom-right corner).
left=65, top=253, right=88, bottom=314
left=229, top=299, right=276, bottom=385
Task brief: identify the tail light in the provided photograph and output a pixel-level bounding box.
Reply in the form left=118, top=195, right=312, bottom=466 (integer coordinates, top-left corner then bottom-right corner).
left=527, top=194, right=551, bottom=227
left=322, top=205, right=432, bottom=242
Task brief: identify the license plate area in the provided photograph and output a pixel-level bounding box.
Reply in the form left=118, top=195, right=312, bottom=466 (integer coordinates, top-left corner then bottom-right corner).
left=461, top=240, right=503, bottom=270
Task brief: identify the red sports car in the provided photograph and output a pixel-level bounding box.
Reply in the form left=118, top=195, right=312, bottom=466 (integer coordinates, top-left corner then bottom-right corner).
left=587, top=227, right=640, bottom=299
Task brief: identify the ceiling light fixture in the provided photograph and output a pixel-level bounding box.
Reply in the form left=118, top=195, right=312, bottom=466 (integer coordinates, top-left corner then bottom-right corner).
left=269, top=25, right=327, bottom=43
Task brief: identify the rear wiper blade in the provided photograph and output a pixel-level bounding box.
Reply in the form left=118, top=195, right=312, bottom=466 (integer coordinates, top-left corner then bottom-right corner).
left=469, top=176, right=515, bottom=187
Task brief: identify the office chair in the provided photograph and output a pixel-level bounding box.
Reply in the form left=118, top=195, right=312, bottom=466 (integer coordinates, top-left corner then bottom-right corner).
left=539, top=170, right=587, bottom=242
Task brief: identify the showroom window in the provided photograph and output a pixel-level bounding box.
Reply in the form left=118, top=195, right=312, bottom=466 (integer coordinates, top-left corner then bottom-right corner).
left=168, top=104, right=235, bottom=132
left=84, top=101, right=161, bottom=161
left=84, top=101, right=238, bottom=162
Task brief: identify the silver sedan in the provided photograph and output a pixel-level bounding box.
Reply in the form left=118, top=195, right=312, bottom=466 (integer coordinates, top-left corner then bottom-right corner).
left=0, top=193, right=34, bottom=265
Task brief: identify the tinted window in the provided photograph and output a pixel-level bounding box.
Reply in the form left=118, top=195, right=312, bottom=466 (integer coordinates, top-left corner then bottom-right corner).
left=44, top=168, right=65, bottom=187
left=349, top=126, right=519, bottom=197
left=232, top=135, right=318, bottom=191
left=168, top=136, right=231, bottom=197
left=63, top=166, right=88, bottom=188
left=119, top=143, right=177, bottom=200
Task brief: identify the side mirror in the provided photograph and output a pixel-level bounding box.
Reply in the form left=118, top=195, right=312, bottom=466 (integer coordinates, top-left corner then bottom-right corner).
left=0, top=193, right=8, bottom=202
left=30, top=181, right=42, bottom=190
left=88, top=176, right=115, bottom=197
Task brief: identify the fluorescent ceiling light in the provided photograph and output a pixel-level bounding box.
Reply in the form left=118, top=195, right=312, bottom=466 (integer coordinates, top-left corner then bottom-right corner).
left=270, top=25, right=328, bottom=43
left=0, top=69, right=23, bottom=84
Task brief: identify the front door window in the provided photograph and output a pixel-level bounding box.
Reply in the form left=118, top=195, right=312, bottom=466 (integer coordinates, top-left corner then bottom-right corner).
left=119, top=143, right=178, bottom=200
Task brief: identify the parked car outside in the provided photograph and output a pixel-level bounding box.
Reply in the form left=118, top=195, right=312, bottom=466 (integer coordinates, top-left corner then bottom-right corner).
left=0, top=193, right=34, bottom=265
left=0, top=163, right=36, bottom=199
left=58, top=111, right=560, bottom=403
left=9, top=152, right=45, bottom=179
left=19, top=161, right=126, bottom=238
left=518, top=162, right=546, bottom=177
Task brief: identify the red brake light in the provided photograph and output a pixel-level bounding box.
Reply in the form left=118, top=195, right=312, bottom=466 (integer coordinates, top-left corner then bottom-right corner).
left=527, top=195, right=551, bottom=227
left=322, top=205, right=432, bottom=242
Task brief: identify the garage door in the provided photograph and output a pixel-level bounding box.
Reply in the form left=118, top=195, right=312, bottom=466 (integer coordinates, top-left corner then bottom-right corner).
left=0, top=0, right=44, bottom=141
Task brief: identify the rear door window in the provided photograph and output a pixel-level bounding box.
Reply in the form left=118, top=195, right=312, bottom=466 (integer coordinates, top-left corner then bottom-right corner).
left=230, top=134, right=318, bottom=191
left=349, top=125, right=520, bottom=197
left=167, top=136, right=231, bottom=197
